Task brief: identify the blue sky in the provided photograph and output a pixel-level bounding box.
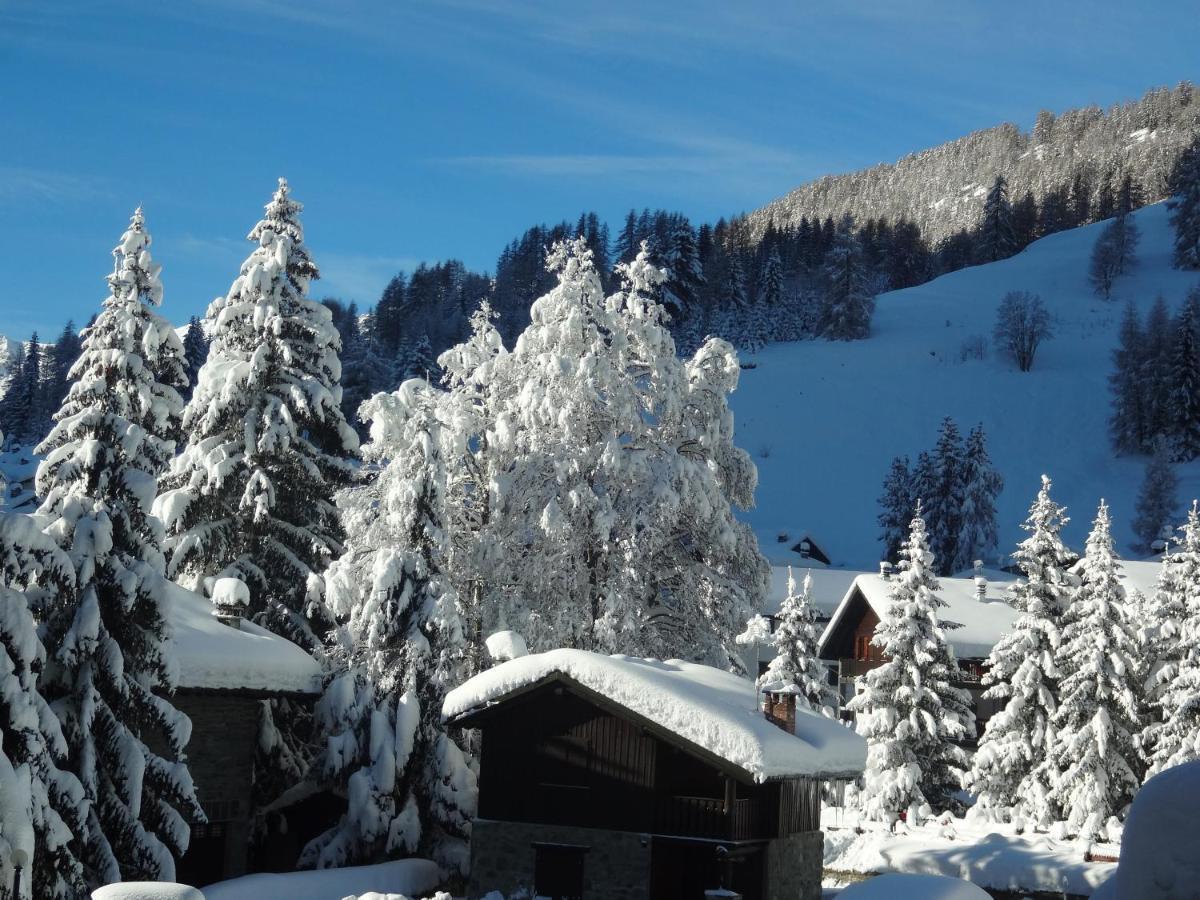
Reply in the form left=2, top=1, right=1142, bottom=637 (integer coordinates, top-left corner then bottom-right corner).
left=2, top=1, right=1197, bottom=337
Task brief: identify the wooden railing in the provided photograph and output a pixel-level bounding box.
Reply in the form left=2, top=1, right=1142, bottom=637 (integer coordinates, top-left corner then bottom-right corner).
left=654, top=796, right=765, bottom=839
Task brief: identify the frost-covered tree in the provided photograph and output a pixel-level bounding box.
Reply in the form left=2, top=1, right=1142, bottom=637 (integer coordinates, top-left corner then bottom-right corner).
left=848, top=506, right=973, bottom=821
left=1167, top=288, right=1200, bottom=460
left=1168, top=136, right=1200, bottom=269
left=994, top=290, right=1052, bottom=372
left=877, top=455, right=913, bottom=563
left=758, top=568, right=831, bottom=714
left=1132, top=441, right=1179, bottom=553
left=927, top=417, right=965, bottom=576
left=955, top=424, right=1003, bottom=572
left=303, top=379, right=474, bottom=873
left=819, top=216, right=875, bottom=340
left=0, top=514, right=87, bottom=900
left=962, top=476, right=1073, bottom=824
left=977, top=174, right=1016, bottom=263
left=156, top=179, right=359, bottom=651
left=1139, top=502, right=1200, bottom=776
left=1046, top=501, right=1141, bottom=841
left=34, top=208, right=202, bottom=884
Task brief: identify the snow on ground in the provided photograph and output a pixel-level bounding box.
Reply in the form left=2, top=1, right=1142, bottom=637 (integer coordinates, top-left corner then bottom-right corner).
left=164, top=579, right=322, bottom=694
left=443, top=648, right=867, bottom=780
left=734, top=202, right=1200, bottom=567
left=1091, top=761, right=1200, bottom=899
left=822, top=808, right=1116, bottom=896
left=201, top=858, right=440, bottom=900
left=92, top=884, right=204, bottom=900
left=832, top=872, right=990, bottom=899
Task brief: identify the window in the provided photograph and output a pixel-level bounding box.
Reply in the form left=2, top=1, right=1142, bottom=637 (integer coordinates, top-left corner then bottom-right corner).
left=534, top=843, right=587, bottom=900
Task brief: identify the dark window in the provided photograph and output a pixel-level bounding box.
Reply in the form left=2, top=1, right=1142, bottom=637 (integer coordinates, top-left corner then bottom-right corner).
left=534, top=843, right=587, bottom=900
left=177, top=821, right=226, bottom=886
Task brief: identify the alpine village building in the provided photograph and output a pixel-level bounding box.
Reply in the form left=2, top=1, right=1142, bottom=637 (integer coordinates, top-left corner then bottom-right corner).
left=443, top=648, right=867, bottom=900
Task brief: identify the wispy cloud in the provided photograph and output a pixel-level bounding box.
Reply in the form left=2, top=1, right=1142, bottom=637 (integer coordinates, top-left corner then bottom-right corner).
left=0, top=166, right=106, bottom=205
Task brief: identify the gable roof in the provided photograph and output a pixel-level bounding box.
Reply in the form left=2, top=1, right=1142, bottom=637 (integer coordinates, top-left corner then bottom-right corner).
left=165, top=580, right=322, bottom=695
left=443, top=648, right=866, bottom=782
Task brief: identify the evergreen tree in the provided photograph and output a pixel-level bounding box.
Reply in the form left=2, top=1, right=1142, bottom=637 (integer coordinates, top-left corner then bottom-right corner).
left=1011, top=190, right=1040, bottom=251
left=44, top=322, right=82, bottom=422
left=962, top=476, right=1073, bottom=824
left=848, top=505, right=973, bottom=822
left=156, top=180, right=359, bottom=651
left=758, top=568, right=832, bottom=714
left=660, top=219, right=704, bottom=334
left=1089, top=215, right=1138, bottom=299
left=303, top=379, right=474, bottom=873
left=977, top=174, right=1016, bottom=263
left=0, top=513, right=88, bottom=899
left=1168, top=288, right=1200, bottom=460
left=1046, top=501, right=1141, bottom=841
left=927, top=417, right=965, bottom=575
left=1132, top=440, right=1179, bottom=553
left=1109, top=301, right=1147, bottom=455
left=338, top=306, right=391, bottom=433
left=819, top=217, right=875, bottom=340
left=1168, top=136, right=1200, bottom=269
left=34, top=208, right=202, bottom=884
left=373, top=273, right=408, bottom=357
left=1142, top=296, right=1176, bottom=445
left=402, top=333, right=438, bottom=383
left=877, top=456, right=914, bottom=563
left=1140, top=502, right=1200, bottom=776
left=716, top=253, right=749, bottom=346
left=955, top=424, right=1003, bottom=572
left=0, top=335, right=42, bottom=445
left=181, top=316, right=209, bottom=399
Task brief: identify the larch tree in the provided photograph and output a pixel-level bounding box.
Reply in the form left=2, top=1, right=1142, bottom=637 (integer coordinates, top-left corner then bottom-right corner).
left=34, top=208, right=202, bottom=884
left=1139, top=502, right=1200, bottom=777
left=847, top=505, right=973, bottom=823
left=0, top=513, right=87, bottom=900
left=962, top=476, right=1074, bottom=825
left=155, top=179, right=359, bottom=652
left=758, top=568, right=832, bottom=714
left=1046, top=501, right=1142, bottom=841
left=303, top=379, right=475, bottom=873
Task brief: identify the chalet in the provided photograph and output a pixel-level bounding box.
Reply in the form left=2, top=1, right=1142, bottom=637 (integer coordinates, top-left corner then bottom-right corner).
left=817, top=559, right=1164, bottom=740
left=761, top=529, right=832, bottom=568
left=444, top=648, right=866, bottom=900
left=160, top=579, right=322, bottom=886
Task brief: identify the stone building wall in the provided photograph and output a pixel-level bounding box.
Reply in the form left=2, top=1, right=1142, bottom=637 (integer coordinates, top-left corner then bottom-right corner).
left=764, top=830, right=824, bottom=900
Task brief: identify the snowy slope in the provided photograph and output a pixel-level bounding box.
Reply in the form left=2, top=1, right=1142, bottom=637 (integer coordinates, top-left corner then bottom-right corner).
left=733, top=203, right=1200, bottom=566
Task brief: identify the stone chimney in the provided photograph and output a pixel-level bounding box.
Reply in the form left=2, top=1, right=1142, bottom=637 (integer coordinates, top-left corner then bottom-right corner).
left=973, top=560, right=987, bottom=601
left=764, top=691, right=797, bottom=734
left=879, top=561, right=893, bottom=580
left=212, top=577, right=250, bottom=630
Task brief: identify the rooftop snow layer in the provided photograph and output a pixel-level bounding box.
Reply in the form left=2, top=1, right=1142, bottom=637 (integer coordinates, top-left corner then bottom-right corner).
left=164, top=580, right=322, bottom=694
left=822, top=572, right=1021, bottom=660
left=443, top=648, right=867, bottom=781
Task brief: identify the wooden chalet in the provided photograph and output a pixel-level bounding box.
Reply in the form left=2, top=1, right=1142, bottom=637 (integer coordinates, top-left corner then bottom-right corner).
left=444, top=649, right=865, bottom=900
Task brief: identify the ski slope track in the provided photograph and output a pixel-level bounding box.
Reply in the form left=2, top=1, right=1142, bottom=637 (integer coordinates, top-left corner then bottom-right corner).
left=733, top=202, right=1200, bottom=566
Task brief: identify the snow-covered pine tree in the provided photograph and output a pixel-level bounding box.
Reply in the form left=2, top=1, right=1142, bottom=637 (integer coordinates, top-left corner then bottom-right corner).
left=1109, top=300, right=1147, bottom=455
left=977, top=174, right=1016, bottom=263
left=716, top=253, right=750, bottom=347
left=660, top=219, right=704, bottom=338
left=927, top=417, right=966, bottom=575
left=758, top=568, right=832, bottom=714
left=34, top=207, right=202, bottom=884
left=1139, top=501, right=1200, bottom=776
left=303, top=378, right=474, bottom=873
left=180, top=316, right=208, bottom=399
left=819, top=216, right=875, bottom=340
left=0, top=513, right=87, bottom=900
left=1046, top=500, right=1142, bottom=841
left=877, top=456, right=913, bottom=564
left=0, top=335, right=42, bottom=447
left=155, top=179, right=359, bottom=651
left=847, top=505, right=973, bottom=822
left=1132, top=440, right=1179, bottom=553
left=955, top=424, right=1003, bottom=572
left=1167, top=287, right=1200, bottom=460
left=756, top=247, right=785, bottom=338
left=1168, top=136, right=1200, bottom=269
left=962, top=475, right=1073, bottom=824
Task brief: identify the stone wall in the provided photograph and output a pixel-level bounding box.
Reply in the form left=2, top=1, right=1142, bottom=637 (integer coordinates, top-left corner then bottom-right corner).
left=468, top=820, right=652, bottom=900
left=764, top=830, right=823, bottom=900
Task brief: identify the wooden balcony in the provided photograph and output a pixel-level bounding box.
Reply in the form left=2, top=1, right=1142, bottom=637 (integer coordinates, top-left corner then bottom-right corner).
left=654, top=795, right=765, bottom=840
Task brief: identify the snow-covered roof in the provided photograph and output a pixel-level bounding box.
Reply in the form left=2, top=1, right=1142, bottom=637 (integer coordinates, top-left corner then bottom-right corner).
left=443, top=648, right=866, bottom=781
left=164, top=580, right=322, bottom=694
left=757, top=526, right=832, bottom=567
left=820, top=572, right=1021, bottom=660
left=765, top=566, right=868, bottom=620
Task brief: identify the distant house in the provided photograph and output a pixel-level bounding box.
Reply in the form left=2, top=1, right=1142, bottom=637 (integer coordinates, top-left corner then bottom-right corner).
left=160, top=580, right=322, bottom=886
left=761, top=528, right=832, bottom=568
left=444, top=649, right=865, bottom=900
left=817, top=559, right=1163, bottom=741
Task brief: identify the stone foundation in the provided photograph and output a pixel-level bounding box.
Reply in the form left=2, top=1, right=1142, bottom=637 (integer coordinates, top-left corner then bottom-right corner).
left=764, top=830, right=824, bottom=900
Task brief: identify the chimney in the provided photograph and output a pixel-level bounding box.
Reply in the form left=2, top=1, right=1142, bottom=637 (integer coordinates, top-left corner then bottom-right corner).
left=974, top=560, right=987, bottom=601
left=879, top=561, right=893, bottom=580
left=212, top=577, right=250, bottom=630
left=764, top=691, right=797, bottom=734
